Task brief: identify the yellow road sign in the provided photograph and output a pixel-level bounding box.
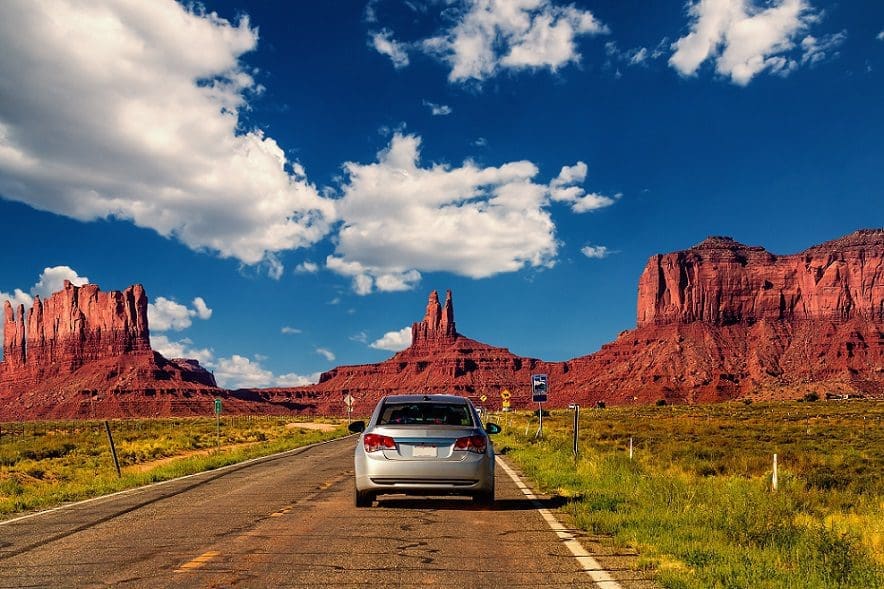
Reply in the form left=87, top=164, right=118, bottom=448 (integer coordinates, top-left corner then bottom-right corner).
left=480, top=395, right=487, bottom=403
left=500, top=389, right=511, bottom=400
left=502, top=400, right=511, bottom=408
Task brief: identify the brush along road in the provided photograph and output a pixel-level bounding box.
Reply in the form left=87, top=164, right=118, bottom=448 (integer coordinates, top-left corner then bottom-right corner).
left=0, top=436, right=652, bottom=588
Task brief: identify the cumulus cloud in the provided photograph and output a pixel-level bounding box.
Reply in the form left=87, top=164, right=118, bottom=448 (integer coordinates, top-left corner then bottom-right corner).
left=580, top=245, right=611, bottom=259
left=315, top=347, right=336, bottom=362
left=281, top=326, right=302, bottom=335
left=147, top=296, right=213, bottom=332
left=294, top=261, right=319, bottom=274
left=327, top=133, right=610, bottom=294
left=1, top=266, right=89, bottom=345
left=423, top=100, right=453, bottom=116
left=150, top=335, right=317, bottom=389
left=0, top=1, right=334, bottom=269
left=372, top=0, right=606, bottom=83
left=878, top=31, right=884, bottom=41
left=549, top=162, right=619, bottom=213
left=669, top=0, right=829, bottom=85
left=370, top=326, right=413, bottom=351
left=212, top=354, right=319, bottom=389
left=150, top=334, right=214, bottom=365
left=370, top=29, right=410, bottom=68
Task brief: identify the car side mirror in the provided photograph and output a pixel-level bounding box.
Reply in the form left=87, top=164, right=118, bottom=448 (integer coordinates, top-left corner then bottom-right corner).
left=348, top=421, right=365, bottom=433
left=485, top=423, right=501, bottom=434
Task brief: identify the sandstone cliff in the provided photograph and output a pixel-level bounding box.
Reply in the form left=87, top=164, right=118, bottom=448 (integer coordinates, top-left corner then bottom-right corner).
left=637, top=230, right=884, bottom=326
left=0, top=281, right=219, bottom=419
left=281, top=229, right=883, bottom=413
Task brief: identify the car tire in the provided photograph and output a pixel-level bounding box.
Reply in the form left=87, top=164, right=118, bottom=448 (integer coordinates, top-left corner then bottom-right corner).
left=355, top=488, right=374, bottom=508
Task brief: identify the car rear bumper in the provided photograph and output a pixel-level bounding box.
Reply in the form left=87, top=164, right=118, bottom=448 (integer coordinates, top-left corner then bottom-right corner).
left=355, top=454, right=494, bottom=495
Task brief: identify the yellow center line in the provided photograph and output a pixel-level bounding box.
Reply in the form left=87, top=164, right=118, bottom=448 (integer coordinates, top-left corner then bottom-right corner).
left=174, top=550, right=221, bottom=573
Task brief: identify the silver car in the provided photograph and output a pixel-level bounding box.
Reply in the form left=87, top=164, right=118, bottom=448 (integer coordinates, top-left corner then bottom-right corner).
left=349, top=394, right=501, bottom=507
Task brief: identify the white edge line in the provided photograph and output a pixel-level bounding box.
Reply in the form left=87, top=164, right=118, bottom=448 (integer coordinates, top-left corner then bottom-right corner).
left=497, top=457, right=623, bottom=589
left=0, top=434, right=355, bottom=527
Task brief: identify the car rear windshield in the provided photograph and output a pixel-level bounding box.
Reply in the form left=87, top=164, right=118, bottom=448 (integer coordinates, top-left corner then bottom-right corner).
left=377, top=402, right=474, bottom=426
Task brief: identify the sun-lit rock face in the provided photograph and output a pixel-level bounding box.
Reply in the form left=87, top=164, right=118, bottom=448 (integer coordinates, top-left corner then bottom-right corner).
left=288, top=230, right=883, bottom=412
left=637, top=230, right=884, bottom=326
left=0, top=281, right=218, bottom=419
left=3, top=281, right=151, bottom=372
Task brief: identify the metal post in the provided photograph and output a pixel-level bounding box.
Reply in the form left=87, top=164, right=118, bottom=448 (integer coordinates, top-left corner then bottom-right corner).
left=216, top=414, right=221, bottom=447
left=629, top=436, right=633, bottom=460
left=772, top=453, right=778, bottom=491
left=535, top=403, right=543, bottom=439
left=104, top=420, right=121, bottom=478
left=571, top=404, right=580, bottom=459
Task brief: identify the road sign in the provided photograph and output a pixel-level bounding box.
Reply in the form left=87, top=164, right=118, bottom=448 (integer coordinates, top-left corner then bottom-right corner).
left=500, top=389, right=511, bottom=400
left=214, top=398, right=222, bottom=415
left=502, top=399, right=511, bottom=409
left=343, top=394, right=354, bottom=409
left=532, top=374, right=548, bottom=403
left=480, top=394, right=487, bottom=403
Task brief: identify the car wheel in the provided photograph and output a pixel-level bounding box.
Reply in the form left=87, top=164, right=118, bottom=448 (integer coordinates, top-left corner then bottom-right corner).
left=355, top=488, right=374, bottom=508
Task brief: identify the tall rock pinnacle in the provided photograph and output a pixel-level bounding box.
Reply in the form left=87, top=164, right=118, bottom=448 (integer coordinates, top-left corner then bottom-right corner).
left=411, top=289, right=458, bottom=347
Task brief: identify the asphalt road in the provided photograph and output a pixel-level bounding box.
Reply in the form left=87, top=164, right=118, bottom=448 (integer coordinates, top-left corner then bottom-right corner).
left=0, top=437, right=655, bottom=588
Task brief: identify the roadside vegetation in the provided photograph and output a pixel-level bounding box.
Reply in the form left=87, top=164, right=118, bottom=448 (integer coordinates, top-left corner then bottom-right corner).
left=494, top=401, right=883, bottom=588
left=0, top=416, right=348, bottom=516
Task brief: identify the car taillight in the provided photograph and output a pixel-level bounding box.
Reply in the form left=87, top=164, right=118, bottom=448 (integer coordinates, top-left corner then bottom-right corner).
left=363, top=433, right=396, bottom=453
left=454, top=435, right=487, bottom=454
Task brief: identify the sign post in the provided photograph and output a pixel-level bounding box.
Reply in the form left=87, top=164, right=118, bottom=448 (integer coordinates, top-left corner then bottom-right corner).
left=568, top=403, right=580, bottom=459
left=343, top=394, right=354, bottom=425
left=532, top=374, right=548, bottom=439
left=214, top=398, right=222, bottom=447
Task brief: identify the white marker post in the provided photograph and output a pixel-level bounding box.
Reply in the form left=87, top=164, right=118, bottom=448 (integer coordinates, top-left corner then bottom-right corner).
left=629, top=436, right=633, bottom=460
left=772, top=453, right=778, bottom=491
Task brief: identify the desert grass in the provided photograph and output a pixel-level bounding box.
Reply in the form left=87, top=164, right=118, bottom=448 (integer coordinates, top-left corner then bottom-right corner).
left=493, top=401, right=883, bottom=588
left=0, top=416, right=348, bottom=516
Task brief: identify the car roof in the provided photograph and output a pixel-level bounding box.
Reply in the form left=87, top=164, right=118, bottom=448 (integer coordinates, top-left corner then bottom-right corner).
left=381, top=394, right=469, bottom=405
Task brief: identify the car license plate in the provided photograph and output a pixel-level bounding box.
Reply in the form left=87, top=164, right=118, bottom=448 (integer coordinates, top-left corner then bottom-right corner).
left=413, top=445, right=436, bottom=457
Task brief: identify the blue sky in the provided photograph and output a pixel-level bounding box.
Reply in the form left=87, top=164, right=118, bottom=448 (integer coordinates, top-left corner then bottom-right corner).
left=0, top=0, right=882, bottom=388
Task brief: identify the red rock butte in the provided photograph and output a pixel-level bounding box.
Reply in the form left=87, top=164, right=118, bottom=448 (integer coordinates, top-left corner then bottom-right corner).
left=282, top=229, right=883, bottom=413
left=1, top=229, right=882, bottom=419
left=0, top=281, right=224, bottom=419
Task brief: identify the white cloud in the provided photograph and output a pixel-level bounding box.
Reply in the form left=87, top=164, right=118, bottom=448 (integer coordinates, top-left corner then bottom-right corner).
left=669, top=0, right=828, bottom=85
left=0, top=1, right=334, bottom=267
left=423, top=100, right=453, bottom=116
left=315, top=347, right=336, bottom=362
left=370, top=326, right=413, bottom=351
left=581, top=245, right=611, bottom=259
left=800, top=31, right=846, bottom=65
left=419, top=0, right=608, bottom=82
left=878, top=31, right=884, bottom=41
left=150, top=333, right=317, bottom=389
left=148, top=296, right=213, bottom=332
left=370, top=29, right=410, bottom=68
left=1, top=266, right=89, bottom=345
left=31, top=266, right=90, bottom=298
left=349, top=331, right=369, bottom=344
left=549, top=162, right=619, bottom=213
left=150, top=334, right=214, bottom=365
left=212, top=354, right=319, bottom=389
left=281, top=326, right=302, bottom=335
left=192, top=297, right=212, bottom=320
left=328, top=133, right=609, bottom=294
left=295, top=261, right=319, bottom=274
